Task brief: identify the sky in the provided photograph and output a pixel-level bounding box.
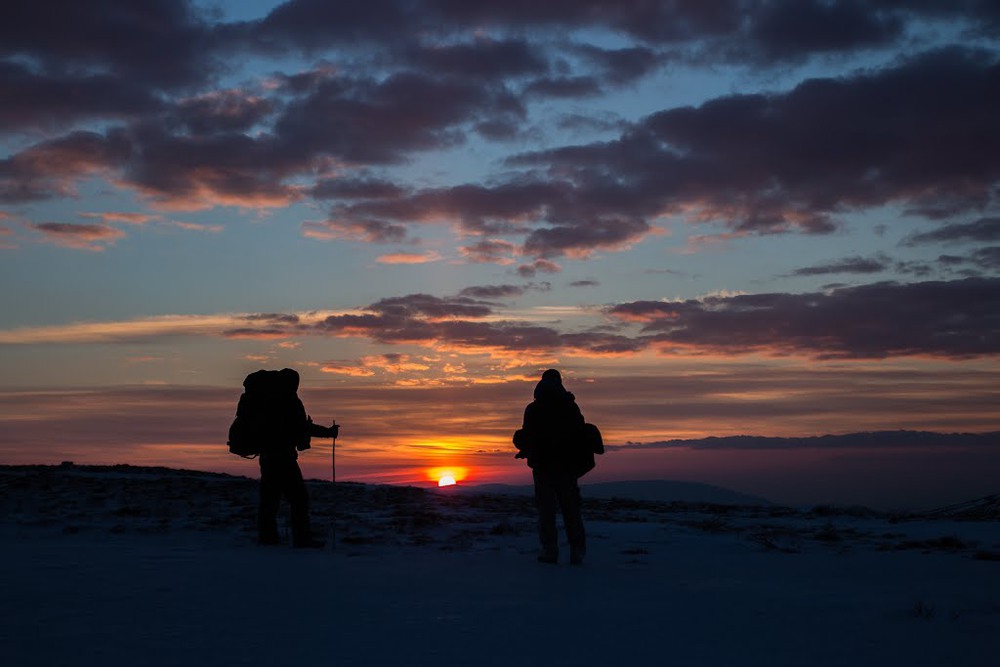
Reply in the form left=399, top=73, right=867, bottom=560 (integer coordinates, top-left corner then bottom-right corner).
left=1, top=1, right=998, bottom=509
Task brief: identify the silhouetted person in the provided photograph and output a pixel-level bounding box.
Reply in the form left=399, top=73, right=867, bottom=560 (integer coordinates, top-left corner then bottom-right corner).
left=516, top=369, right=588, bottom=565
left=237, top=368, right=337, bottom=548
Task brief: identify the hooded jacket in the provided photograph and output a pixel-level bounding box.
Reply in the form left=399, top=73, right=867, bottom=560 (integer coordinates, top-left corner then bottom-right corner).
left=520, top=371, right=587, bottom=475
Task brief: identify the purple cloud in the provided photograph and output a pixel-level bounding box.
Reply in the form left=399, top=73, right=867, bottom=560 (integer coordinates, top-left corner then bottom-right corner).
left=903, top=217, right=1000, bottom=246
left=0, top=0, right=216, bottom=88
left=29, top=222, right=125, bottom=251
left=790, top=255, right=890, bottom=276
left=609, top=278, right=1000, bottom=359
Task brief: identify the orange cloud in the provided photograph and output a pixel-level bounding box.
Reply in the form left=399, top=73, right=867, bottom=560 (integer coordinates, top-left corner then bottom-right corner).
left=0, top=313, right=247, bottom=344
left=376, top=251, right=442, bottom=264
left=79, top=211, right=159, bottom=225
left=320, top=362, right=376, bottom=377
left=360, top=354, right=430, bottom=374
left=135, top=180, right=303, bottom=212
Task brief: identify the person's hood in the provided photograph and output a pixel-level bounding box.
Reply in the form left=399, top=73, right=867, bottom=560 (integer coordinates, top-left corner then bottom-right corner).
left=533, top=369, right=571, bottom=401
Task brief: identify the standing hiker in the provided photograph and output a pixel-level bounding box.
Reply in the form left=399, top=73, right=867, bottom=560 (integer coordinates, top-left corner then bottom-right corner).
left=514, top=369, right=593, bottom=565
left=230, top=368, right=338, bottom=548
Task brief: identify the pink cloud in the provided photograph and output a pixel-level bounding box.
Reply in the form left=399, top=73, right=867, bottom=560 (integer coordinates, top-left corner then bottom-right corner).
left=29, top=222, right=126, bottom=251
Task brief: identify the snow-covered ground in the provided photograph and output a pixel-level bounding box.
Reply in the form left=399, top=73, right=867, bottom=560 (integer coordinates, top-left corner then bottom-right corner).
left=1, top=464, right=997, bottom=666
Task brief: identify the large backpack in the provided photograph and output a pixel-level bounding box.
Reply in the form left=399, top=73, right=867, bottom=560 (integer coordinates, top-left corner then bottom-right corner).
left=227, top=369, right=309, bottom=458
left=514, top=399, right=605, bottom=478
left=570, top=423, right=604, bottom=478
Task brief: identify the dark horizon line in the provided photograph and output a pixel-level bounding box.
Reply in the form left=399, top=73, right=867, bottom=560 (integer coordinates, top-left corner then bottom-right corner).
left=615, top=428, right=1000, bottom=451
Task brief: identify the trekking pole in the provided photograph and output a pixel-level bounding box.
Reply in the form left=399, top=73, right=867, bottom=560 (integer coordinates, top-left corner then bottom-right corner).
left=331, top=420, right=338, bottom=552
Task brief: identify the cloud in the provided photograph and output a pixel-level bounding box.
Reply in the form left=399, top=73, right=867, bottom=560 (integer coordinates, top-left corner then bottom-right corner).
left=740, top=0, right=905, bottom=62
left=223, top=312, right=307, bottom=339
left=76, top=211, right=221, bottom=234
left=458, top=284, right=546, bottom=300
left=79, top=212, right=159, bottom=225
left=310, top=177, right=407, bottom=201
left=3, top=8, right=994, bottom=260
left=517, top=259, right=561, bottom=277
left=458, top=239, right=518, bottom=265
left=0, top=0, right=217, bottom=89
left=971, top=246, right=1000, bottom=270
left=368, top=294, right=493, bottom=320
left=336, top=179, right=661, bottom=258
left=0, top=61, right=162, bottom=133
left=523, top=217, right=651, bottom=258
left=234, top=1, right=998, bottom=67
left=555, top=112, right=625, bottom=135
left=0, top=59, right=528, bottom=210
left=0, top=130, right=131, bottom=203
left=360, top=353, right=431, bottom=374
left=789, top=254, right=889, bottom=276
left=302, top=293, right=642, bottom=359
left=272, top=70, right=525, bottom=165
left=608, top=277, right=1000, bottom=359
left=320, top=361, right=377, bottom=377
left=170, top=89, right=275, bottom=136
left=574, top=45, right=663, bottom=84
left=119, top=125, right=305, bottom=211
left=243, top=313, right=301, bottom=325
left=399, top=37, right=549, bottom=80
left=28, top=222, right=126, bottom=251
left=167, top=221, right=223, bottom=233
left=282, top=46, right=999, bottom=262
left=3, top=277, right=997, bottom=361
left=524, top=75, right=603, bottom=99
left=508, top=47, right=1000, bottom=235
left=376, top=251, right=443, bottom=264
left=0, top=314, right=252, bottom=344
left=903, top=217, right=1000, bottom=246
left=302, top=218, right=409, bottom=243
left=337, top=181, right=559, bottom=236
left=616, top=430, right=1000, bottom=452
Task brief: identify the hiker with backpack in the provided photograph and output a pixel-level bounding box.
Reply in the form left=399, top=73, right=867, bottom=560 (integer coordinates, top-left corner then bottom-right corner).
left=228, top=368, right=339, bottom=548
left=513, top=369, right=603, bottom=565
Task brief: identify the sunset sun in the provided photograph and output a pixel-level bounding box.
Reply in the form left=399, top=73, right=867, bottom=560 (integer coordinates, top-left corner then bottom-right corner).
left=428, top=466, right=467, bottom=487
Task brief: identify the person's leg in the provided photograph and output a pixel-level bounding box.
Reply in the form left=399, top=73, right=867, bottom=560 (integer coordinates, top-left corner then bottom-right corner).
left=257, top=458, right=281, bottom=544
left=284, top=460, right=320, bottom=547
left=533, top=470, right=559, bottom=562
left=556, top=476, right=586, bottom=564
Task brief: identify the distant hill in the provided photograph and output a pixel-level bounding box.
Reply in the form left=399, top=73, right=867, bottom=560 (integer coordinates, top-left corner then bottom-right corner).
left=448, top=479, right=769, bottom=506
left=616, top=429, right=1000, bottom=450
